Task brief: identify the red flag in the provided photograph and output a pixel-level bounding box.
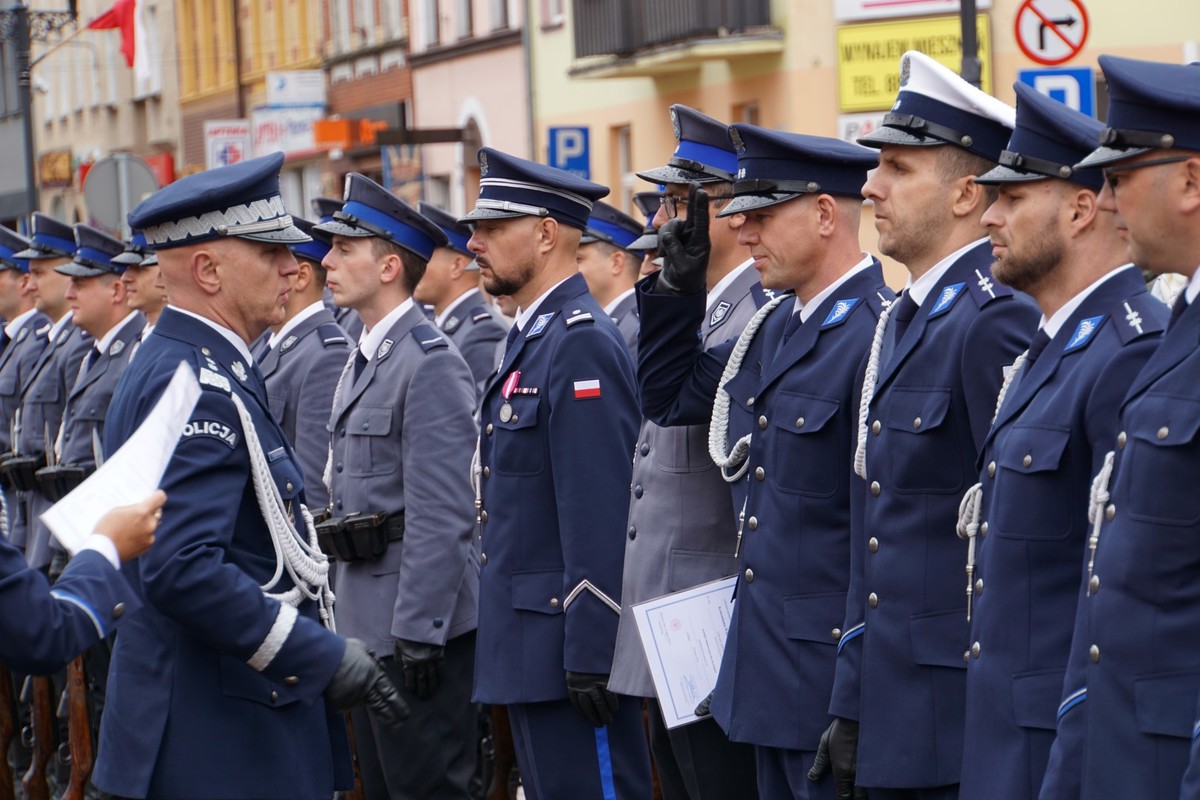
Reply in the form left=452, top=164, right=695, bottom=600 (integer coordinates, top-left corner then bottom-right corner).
left=87, top=0, right=136, bottom=68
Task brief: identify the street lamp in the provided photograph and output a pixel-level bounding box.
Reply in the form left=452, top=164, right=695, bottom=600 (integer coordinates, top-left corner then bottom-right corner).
left=0, top=2, right=79, bottom=220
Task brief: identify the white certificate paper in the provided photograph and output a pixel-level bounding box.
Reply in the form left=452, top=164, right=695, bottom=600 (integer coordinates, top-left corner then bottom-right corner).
left=42, top=361, right=201, bottom=554
left=633, top=575, right=737, bottom=729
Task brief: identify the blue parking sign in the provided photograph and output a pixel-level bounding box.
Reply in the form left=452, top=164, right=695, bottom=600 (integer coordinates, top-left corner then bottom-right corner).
left=548, top=127, right=590, bottom=179
left=1018, top=67, right=1095, bottom=117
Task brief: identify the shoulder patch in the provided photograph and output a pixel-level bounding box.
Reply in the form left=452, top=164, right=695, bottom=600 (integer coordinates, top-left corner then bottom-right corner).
left=967, top=268, right=1014, bottom=307
left=411, top=323, right=449, bottom=352
left=1063, top=315, right=1106, bottom=354
left=442, top=315, right=462, bottom=334
left=317, top=323, right=348, bottom=349
left=181, top=419, right=239, bottom=449
left=198, top=367, right=231, bottom=393
left=1114, top=295, right=1167, bottom=344
left=564, top=308, right=595, bottom=327
left=526, top=312, right=556, bottom=339
left=929, top=282, right=967, bottom=318
left=821, top=297, right=862, bottom=329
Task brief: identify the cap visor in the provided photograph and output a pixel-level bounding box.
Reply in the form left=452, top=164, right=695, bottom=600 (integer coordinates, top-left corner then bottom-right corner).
left=635, top=166, right=728, bottom=185
left=1075, top=145, right=1152, bottom=170
left=973, top=165, right=1048, bottom=185
left=457, top=207, right=526, bottom=224
left=628, top=232, right=658, bottom=251
left=312, top=219, right=371, bottom=238
left=13, top=247, right=67, bottom=260
left=140, top=253, right=158, bottom=266
left=111, top=251, right=146, bottom=265
left=579, top=233, right=602, bottom=245
left=465, top=258, right=480, bottom=271
left=56, top=262, right=110, bottom=278
left=236, top=224, right=312, bottom=245
left=717, top=193, right=801, bottom=217
left=0, top=261, right=23, bottom=272
left=857, top=126, right=944, bottom=150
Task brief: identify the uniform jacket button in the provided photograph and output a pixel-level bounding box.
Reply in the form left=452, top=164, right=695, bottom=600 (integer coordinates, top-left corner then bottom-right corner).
left=758, top=415, right=768, bottom=430
left=913, top=417, right=922, bottom=430
left=284, top=676, right=299, bottom=686
left=433, top=618, right=444, bottom=628
left=549, top=597, right=560, bottom=608
left=987, top=461, right=996, bottom=478
left=868, top=592, right=878, bottom=608
left=634, top=485, right=644, bottom=498
left=1157, top=426, right=1169, bottom=440
left=975, top=578, right=984, bottom=595
left=640, top=443, right=650, bottom=456
left=113, top=602, right=126, bottom=619
left=1022, top=454, right=1033, bottom=467
left=747, top=396, right=755, bottom=406
left=1105, top=504, right=1115, bottom=521
left=1088, top=575, right=1100, bottom=593
left=480, top=553, right=488, bottom=565
left=971, top=642, right=981, bottom=658
left=871, top=420, right=881, bottom=435
left=482, top=466, right=490, bottom=478
left=795, top=417, right=805, bottom=428
left=980, top=521, right=989, bottom=537
left=743, top=568, right=754, bottom=583
left=480, top=510, right=488, bottom=523
left=1117, top=431, right=1127, bottom=449
left=747, top=516, right=758, bottom=531
left=832, top=628, right=842, bottom=640
left=285, top=481, right=294, bottom=493
left=755, top=466, right=765, bottom=481
left=868, top=537, right=879, bottom=553
left=486, top=423, right=494, bottom=435
left=628, top=526, right=637, bottom=540
left=1089, top=644, right=1100, bottom=663
left=270, top=690, right=279, bottom=703
left=336, top=463, right=343, bottom=473
left=870, top=481, right=881, bottom=496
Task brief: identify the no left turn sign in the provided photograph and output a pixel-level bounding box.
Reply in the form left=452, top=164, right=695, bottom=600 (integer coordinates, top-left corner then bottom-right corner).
left=1015, top=0, right=1089, bottom=66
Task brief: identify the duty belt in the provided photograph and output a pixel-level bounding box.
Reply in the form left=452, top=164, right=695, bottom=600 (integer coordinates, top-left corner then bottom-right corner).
left=314, top=511, right=405, bottom=562
left=34, top=463, right=92, bottom=502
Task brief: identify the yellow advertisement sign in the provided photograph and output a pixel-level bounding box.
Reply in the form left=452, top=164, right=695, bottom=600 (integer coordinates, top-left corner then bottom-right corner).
left=837, top=14, right=992, bottom=113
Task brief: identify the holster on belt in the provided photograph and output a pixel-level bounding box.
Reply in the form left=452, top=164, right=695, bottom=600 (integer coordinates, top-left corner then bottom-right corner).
left=34, top=464, right=90, bottom=503
left=315, top=511, right=405, bottom=562
left=0, top=452, right=45, bottom=493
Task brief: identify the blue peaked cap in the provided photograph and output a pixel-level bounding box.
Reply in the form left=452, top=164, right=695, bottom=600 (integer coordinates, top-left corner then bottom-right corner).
left=111, top=230, right=151, bottom=266
left=637, top=105, right=738, bottom=185
left=418, top=202, right=473, bottom=257
left=0, top=226, right=31, bottom=272
left=718, top=124, right=878, bottom=216
left=57, top=224, right=127, bottom=278
left=13, top=213, right=75, bottom=260
left=976, top=83, right=1105, bottom=190
left=128, top=152, right=309, bottom=250
left=289, top=218, right=331, bottom=266
left=460, top=147, right=609, bottom=231
left=311, top=196, right=344, bottom=224
left=1078, top=56, right=1200, bottom=168
left=580, top=201, right=643, bottom=250
left=313, top=173, right=447, bottom=262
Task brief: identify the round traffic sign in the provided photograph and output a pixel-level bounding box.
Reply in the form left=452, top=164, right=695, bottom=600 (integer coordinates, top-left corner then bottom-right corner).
left=1015, top=0, right=1089, bottom=66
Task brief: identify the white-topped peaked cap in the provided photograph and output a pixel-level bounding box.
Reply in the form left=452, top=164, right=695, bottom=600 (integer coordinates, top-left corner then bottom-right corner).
left=858, top=51, right=1016, bottom=162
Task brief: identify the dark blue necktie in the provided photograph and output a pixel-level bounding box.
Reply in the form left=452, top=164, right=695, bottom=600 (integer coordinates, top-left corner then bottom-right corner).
left=780, top=309, right=802, bottom=345
left=253, top=338, right=272, bottom=362
left=352, top=350, right=369, bottom=381
left=891, top=291, right=920, bottom=342
left=1024, top=329, right=1052, bottom=365
left=1170, top=292, right=1188, bottom=329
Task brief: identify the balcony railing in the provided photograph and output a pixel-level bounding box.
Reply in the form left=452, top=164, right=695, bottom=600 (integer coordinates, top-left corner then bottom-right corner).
left=573, top=0, right=772, bottom=59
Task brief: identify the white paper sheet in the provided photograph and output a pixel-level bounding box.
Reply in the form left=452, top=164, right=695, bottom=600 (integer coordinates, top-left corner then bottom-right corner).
left=42, top=361, right=201, bottom=554
left=633, top=575, right=737, bottom=729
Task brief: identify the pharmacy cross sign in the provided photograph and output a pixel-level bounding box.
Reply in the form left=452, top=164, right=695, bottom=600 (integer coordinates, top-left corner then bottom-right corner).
left=1015, top=0, right=1089, bottom=66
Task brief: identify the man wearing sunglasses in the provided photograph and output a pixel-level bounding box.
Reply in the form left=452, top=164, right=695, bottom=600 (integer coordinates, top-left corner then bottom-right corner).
left=1039, top=55, right=1200, bottom=800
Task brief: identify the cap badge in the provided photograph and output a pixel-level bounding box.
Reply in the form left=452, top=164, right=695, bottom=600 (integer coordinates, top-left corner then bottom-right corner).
left=670, top=107, right=681, bottom=141
left=479, top=151, right=490, bottom=177
left=729, top=127, right=746, bottom=155
left=899, top=54, right=911, bottom=87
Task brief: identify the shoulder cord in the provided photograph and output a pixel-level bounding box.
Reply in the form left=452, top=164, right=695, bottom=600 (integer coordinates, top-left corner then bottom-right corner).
left=708, top=294, right=790, bottom=483
left=990, top=349, right=1030, bottom=424
left=1085, top=450, right=1115, bottom=596
left=955, top=482, right=984, bottom=622
left=853, top=302, right=895, bottom=480
left=229, top=390, right=335, bottom=631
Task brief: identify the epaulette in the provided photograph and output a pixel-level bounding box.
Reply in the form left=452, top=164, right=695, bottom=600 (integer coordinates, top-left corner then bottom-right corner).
left=966, top=267, right=1015, bottom=308
left=317, top=322, right=348, bottom=349
left=195, top=349, right=232, bottom=394
left=470, top=307, right=496, bottom=325
left=820, top=297, right=864, bottom=329
left=865, top=288, right=896, bottom=316
left=1112, top=293, right=1167, bottom=345
left=411, top=323, right=449, bottom=352
left=34, top=324, right=50, bottom=339
left=563, top=307, right=595, bottom=328
left=751, top=284, right=789, bottom=309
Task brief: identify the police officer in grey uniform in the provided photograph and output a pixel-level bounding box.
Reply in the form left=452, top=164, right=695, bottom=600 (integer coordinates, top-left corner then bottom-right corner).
left=9, top=215, right=92, bottom=569
left=576, top=201, right=644, bottom=361
left=318, top=174, right=480, bottom=800
left=258, top=217, right=350, bottom=512
left=314, top=196, right=365, bottom=341
left=413, top=202, right=507, bottom=394
left=608, top=104, right=767, bottom=800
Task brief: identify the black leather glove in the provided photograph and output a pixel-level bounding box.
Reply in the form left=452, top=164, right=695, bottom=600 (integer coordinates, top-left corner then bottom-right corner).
left=655, top=185, right=710, bottom=296
left=326, top=638, right=410, bottom=730
left=808, top=717, right=867, bottom=800
left=566, top=672, right=619, bottom=727
left=394, top=638, right=445, bottom=700
left=694, top=691, right=714, bottom=717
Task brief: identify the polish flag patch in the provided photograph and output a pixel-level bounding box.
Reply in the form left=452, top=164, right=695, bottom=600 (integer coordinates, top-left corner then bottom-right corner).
left=573, top=379, right=601, bottom=399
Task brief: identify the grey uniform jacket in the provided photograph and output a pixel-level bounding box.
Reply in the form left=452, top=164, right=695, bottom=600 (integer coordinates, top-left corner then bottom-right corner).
left=609, top=291, right=640, bottom=363
left=0, top=313, right=49, bottom=536
left=327, top=304, right=480, bottom=653
left=609, top=263, right=767, bottom=696
left=261, top=308, right=351, bottom=511
left=440, top=289, right=508, bottom=394
left=58, top=313, right=144, bottom=467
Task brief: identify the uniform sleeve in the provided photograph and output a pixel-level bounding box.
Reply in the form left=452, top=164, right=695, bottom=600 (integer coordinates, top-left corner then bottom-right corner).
left=137, top=388, right=344, bottom=704
left=294, top=345, right=350, bottom=511
left=0, top=540, right=136, bottom=674
left=548, top=324, right=640, bottom=674
left=393, top=348, right=479, bottom=646
left=961, top=298, right=1040, bottom=449
left=636, top=277, right=734, bottom=427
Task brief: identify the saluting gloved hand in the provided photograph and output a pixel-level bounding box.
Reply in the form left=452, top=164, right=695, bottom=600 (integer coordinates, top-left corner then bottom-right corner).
left=326, top=638, right=410, bottom=729
left=655, top=185, right=711, bottom=296
left=395, top=638, right=445, bottom=700
left=566, top=672, right=619, bottom=727
left=808, top=717, right=868, bottom=800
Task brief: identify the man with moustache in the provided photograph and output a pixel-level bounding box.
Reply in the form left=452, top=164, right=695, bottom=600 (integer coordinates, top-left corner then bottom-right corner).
left=953, top=83, right=1167, bottom=800
left=609, top=103, right=767, bottom=800
left=465, top=148, right=652, bottom=800
left=823, top=51, right=1038, bottom=800
left=638, top=126, right=891, bottom=799
left=1038, top=56, right=1200, bottom=800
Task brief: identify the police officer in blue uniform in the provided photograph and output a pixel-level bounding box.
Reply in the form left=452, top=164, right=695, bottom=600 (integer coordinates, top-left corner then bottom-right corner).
left=10, top=215, right=93, bottom=570
left=0, top=492, right=164, bottom=674
left=257, top=217, right=350, bottom=512
left=465, top=147, right=652, bottom=800
left=951, top=82, right=1168, bottom=800
left=609, top=105, right=767, bottom=800
left=825, top=51, right=1038, bottom=800
left=412, top=201, right=507, bottom=394
left=96, top=153, right=406, bottom=800
left=576, top=201, right=644, bottom=361
left=1037, top=56, right=1200, bottom=800
left=316, top=173, right=480, bottom=800
left=638, top=125, right=891, bottom=799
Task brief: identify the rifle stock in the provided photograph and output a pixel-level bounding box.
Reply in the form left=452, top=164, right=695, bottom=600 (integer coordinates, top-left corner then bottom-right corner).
left=59, top=657, right=92, bottom=800
left=20, top=675, right=51, bottom=800
left=0, top=666, right=14, bottom=800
